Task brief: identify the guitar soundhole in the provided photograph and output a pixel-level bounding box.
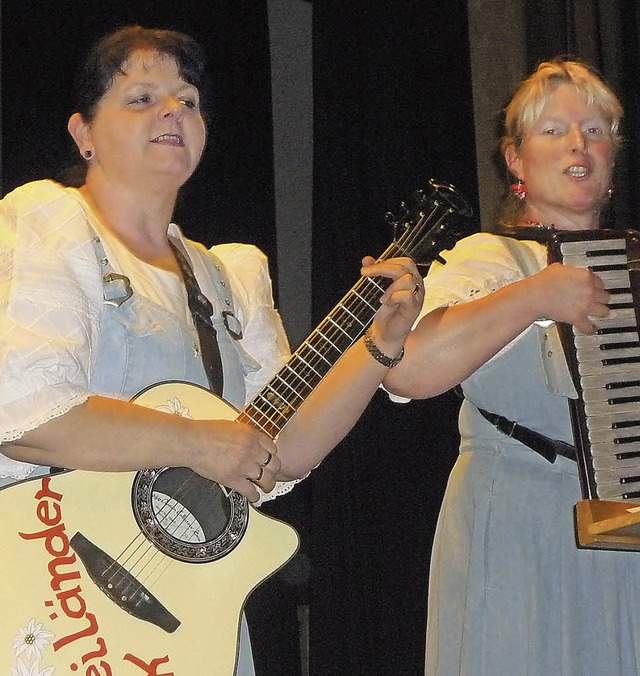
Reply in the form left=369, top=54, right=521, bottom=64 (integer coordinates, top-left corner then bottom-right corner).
left=131, top=468, right=249, bottom=563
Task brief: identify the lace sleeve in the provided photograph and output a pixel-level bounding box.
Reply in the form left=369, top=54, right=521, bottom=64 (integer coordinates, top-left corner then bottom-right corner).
left=0, top=182, right=103, bottom=473
left=419, top=232, right=545, bottom=316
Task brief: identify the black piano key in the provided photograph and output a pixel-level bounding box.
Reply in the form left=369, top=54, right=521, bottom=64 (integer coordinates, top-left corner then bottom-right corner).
left=607, top=379, right=640, bottom=389
left=614, top=435, right=640, bottom=445
left=620, top=475, right=640, bottom=484
left=598, top=326, right=637, bottom=335
left=608, top=301, right=636, bottom=310
left=591, top=263, right=628, bottom=272
left=586, top=247, right=628, bottom=258
left=608, top=395, right=640, bottom=405
left=602, top=356, right=640, bottom=366
left=613, top=419, right=640, bottom=429
left=601, top=340, right=640, bottom=350
left=622, top=490, right=640, bottom=500
left=616, top=450, right=640, bottom=460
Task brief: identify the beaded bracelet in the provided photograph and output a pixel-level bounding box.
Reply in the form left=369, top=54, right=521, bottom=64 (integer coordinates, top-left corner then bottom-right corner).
left=363, top=327, right=405, bottom=368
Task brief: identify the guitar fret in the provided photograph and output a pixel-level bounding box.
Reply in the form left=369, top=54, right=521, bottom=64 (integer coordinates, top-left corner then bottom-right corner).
left=351, top=288, right=378, bottom=312
left=245, top=403, right=290, bottom=435
left=336, top=303, right=366, bottom=329
left=311, top=328, right=343, bottom=356
left=326, top=317, right=352, bottom=339
left=267, top=375, right=305, bottom=404
left=252, top=396, right=290, bottom=427
left=243, top=370, right=312, bottom=434
left=284, top=360, right=319, bottom=391
left=289, top=353, right=323, bottom=384
left=240, top=407, right=276, bottom=435
left=304, top=342, right=333, bottom=367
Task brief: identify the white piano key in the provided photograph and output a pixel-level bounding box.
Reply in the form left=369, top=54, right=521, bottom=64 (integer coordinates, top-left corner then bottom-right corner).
left=575, top=331, right=640, bottom=350
left=577, top=357, right=640, bottom=377
left=587, top=426, right=640, bottom=444
left=584, top=400, right=640, bottom=419
left=595, top=483, right=640, bottom=500
left=592, top=453, right=640, bottom=471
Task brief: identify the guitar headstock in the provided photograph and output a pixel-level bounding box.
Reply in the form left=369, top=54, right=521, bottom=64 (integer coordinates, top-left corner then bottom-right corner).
left=385, top=179, right=474, bottom=270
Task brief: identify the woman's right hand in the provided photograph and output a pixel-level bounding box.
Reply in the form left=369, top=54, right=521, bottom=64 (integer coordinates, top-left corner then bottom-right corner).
left=529, top=262, right=610, bottom=334
left=187, top=419, right=280, bottom=502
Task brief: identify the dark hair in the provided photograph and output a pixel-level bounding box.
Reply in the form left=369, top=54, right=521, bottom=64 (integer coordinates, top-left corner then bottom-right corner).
left=74, top=25, right=211, bottom=123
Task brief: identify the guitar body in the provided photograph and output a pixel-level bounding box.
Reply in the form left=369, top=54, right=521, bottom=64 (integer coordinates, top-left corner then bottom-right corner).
left=0, top=382, right=299, bottom=675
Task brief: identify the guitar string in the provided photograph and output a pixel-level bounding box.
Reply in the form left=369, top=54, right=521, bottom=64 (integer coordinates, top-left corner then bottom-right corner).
left=102, top=471, right=205, bottom=595
left=101, top=197, right=456, bottom=594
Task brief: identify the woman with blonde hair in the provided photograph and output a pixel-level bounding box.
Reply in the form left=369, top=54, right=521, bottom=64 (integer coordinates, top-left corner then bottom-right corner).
left=385, top=59, right=640, bottom=675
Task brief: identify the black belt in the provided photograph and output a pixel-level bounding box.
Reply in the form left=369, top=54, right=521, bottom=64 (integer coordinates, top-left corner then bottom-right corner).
left=476, top=406, right=576, bottom=464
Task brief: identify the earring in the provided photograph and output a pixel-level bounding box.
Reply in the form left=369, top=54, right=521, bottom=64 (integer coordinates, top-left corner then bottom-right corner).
left=510, top=180, right=526, bottom=201
left=83, top=149, right=94, bottom=160
left=607, top=185, right=614, bottom=200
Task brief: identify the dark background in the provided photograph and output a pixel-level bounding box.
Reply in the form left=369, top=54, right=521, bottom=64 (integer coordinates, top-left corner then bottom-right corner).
left=2, top=1, right=639, bottom=675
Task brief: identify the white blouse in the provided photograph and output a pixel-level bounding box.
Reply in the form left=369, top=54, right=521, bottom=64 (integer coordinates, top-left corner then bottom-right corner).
left=0, top=180, right=294, bottom=500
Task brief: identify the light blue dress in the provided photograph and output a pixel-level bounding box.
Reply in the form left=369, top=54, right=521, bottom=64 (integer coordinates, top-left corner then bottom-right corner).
left=0, top=180, right=293, bottom=676
left=420, top=233, right=640, bottom=676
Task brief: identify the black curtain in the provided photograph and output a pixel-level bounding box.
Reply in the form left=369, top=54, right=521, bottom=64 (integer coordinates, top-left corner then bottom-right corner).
left=309, top=2, right=473, bottom=674
left=307, top=1, right=640, bottom=675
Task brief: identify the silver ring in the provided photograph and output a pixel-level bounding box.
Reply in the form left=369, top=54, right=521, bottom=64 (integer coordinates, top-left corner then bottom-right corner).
left=261, top=451, right=273, bottom=467
left=249, top=465, right=265, bottom=484
left=412, top=282, right=420, bottom=297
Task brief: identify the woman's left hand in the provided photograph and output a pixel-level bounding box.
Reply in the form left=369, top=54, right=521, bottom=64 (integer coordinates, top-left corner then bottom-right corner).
left=360, top=255, right=424, bottom=357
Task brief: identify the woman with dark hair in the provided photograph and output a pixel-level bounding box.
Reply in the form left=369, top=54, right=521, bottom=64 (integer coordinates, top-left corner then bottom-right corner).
left=0, top=25, right=424, bottom=675
left=384, top=60, right=640, bottom=675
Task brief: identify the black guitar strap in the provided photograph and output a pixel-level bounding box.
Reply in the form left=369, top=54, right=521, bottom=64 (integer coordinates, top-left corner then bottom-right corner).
left=169, top=240, right=224, bottom=396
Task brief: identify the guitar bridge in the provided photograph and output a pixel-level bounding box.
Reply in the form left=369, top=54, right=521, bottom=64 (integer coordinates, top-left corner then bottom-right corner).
left=70, top=531, right=180, bottom=633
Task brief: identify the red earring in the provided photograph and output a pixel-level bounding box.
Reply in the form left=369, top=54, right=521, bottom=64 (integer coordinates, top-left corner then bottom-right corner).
left=510, top=180, right=526, bottom=201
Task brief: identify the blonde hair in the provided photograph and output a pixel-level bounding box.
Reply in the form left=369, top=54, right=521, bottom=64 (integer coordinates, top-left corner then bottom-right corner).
left=501, top=59, right=623, bottom=155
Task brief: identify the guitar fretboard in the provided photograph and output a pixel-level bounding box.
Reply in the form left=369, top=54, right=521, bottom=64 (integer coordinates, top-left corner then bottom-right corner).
left=236, top=183, right=469, bottom=438
left=238, top=251, right=397, bottom=437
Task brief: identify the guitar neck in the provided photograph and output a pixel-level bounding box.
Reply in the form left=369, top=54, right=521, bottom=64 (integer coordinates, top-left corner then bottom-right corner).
left=236, top=179, right=472, bottom=438
left=238, top=241, right=402, bottom=437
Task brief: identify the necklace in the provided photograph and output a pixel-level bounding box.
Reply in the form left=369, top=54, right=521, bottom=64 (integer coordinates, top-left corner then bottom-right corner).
left=496, top=221, right=555, bottom=243
left=523, top=220, right=555, bottom=230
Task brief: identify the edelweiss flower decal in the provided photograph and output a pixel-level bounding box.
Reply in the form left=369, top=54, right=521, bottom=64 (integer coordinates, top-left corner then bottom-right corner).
left=12, top=620, right=54, bottom=662
left=155, top=397, right=193, bottom=418
left=11, top=659, right=55, bottom=676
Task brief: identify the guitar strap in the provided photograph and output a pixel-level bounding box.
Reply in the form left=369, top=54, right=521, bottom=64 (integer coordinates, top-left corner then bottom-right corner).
left=168, top=240, right=224, bottom=396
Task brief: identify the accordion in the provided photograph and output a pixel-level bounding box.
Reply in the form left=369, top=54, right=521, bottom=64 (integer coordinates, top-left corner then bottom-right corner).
left=548, top=229, right=640, bottom=550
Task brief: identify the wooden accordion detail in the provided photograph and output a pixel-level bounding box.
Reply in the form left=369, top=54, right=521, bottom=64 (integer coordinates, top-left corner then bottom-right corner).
left=548, top=229, right=640, bottom=550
